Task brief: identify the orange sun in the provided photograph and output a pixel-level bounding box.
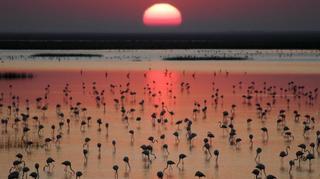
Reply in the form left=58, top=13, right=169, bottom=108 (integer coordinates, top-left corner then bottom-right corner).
left=143, top=3, right=182, bottom=27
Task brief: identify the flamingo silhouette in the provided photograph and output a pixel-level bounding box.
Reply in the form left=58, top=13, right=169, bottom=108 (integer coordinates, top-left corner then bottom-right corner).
left=255, top=147, right=262, bottom=162
left=288, top=160, right=295, bottom=175
left=295, top=150, right=304, bottom=167
left=129, top=130, right=134, bottom=142
left=214, top=149, right=219, bottom=165
left=218, top=121, right=228, bottom=135
left=112, top=140, right=116, bottom=153
left=76, top=171, right=83, bottom=179
left=173, top=131, right=180, bottom=143
left=256, top=163, right=266, bottom=176
left=203, top=143, right=212, bottom=158
left=43, top=157, right=55, bottom=172
left=261, top=127, right=269, bottom=141
left=279, top=146, right=290, bottom=164
left=61, top=160, right=74, bottom=174
left=113, top=165, right=119, bottom=179
left=162, top=144, right=169, bottom=155
left=252, top=169, right=260, bottom=179
left=195, top=171, right=206, bottom=178
left=266, top=175, right=277, bottom=179
left=249, top=134, right=254, bottom=149
left=156, top=171, right=164, bottom=179
left=83, top=149, right=88, bottom=164
left=8, top=171, right=19, bottom=179
left=305, top=152, right=315, bottom=171
left=97, top=118, right=102, bottom=131
left=29, top=163, right=39, bottom=179
left=123, top=156, right=130, bottom=170
left=207, top=132, right=215, bottom=144
left=176, top=153, right=187, bottom=168
left=83, top=137, right=91, bottom=150
left=163, top=160, right=175, bottom=172
left=22, top=166, right=30, bottom=178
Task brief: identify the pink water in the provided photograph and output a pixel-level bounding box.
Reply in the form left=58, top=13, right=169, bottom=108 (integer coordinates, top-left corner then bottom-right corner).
left=0, top=62, right=320, bottom=179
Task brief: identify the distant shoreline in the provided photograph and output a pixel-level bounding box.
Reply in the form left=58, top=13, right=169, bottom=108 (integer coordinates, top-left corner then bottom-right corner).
left=28, top=54, right=249, bottom=61
left=1, top=40, right=319, bottom=50
left=163, top=56, right=249, bottom=61
left=0, top=32, right=320, bottom=49
left=30, top=53, right=103, bottom=58
left=0, top=72, right=33, bottom=80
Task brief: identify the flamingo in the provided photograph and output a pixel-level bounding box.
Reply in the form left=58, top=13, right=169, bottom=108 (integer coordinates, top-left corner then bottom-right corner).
left=76, top=171, right=83, bottom=179
left=261, top=127, right=269, bottom=141
left=163, top=160, right=175, bottom=172
left=255, top=147, right=262, bottom=162
left=288, top=160, right=295, bottom=175
left=252, top=168, right=260, bottom=179
left=123, top=156, right=130, bottom=170
left=112, top=165, right=119, bottom=179
left=195, top=171, right=206, bottom=178
left=305, top=152, right=315, bottom=171
left=156, top=171, right=163, bottom=179
left=279, top=146, right=290, bottom=164
left=61, top=160, right=74, bottom=174
left=176, top=153, right=187, bottom=168
left=43, top=157, right=55, bottom=172
left=214, top=149, right=220, bottom=165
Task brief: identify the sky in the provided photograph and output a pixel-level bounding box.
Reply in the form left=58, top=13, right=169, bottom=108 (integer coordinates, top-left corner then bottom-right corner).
left=0, top=0, right=320, bottom=33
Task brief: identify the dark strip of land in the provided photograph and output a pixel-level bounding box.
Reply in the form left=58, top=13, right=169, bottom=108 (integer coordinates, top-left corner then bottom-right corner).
left=163, top=56, right=248, bottom=61
left=0, top=72, right=33, bottom=80
left=0, top=32, right=320, bottom=49
left=30, top=53, right=103, bottom=58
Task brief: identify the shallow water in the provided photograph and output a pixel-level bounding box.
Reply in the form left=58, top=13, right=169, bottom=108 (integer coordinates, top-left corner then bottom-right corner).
left=1, top=49, right=320, bottom=74
left=0, top=50, right=320, bottom=179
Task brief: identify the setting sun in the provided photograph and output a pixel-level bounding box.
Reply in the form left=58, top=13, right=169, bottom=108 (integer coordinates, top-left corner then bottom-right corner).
left=143, top=3, right=182, bottom=26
